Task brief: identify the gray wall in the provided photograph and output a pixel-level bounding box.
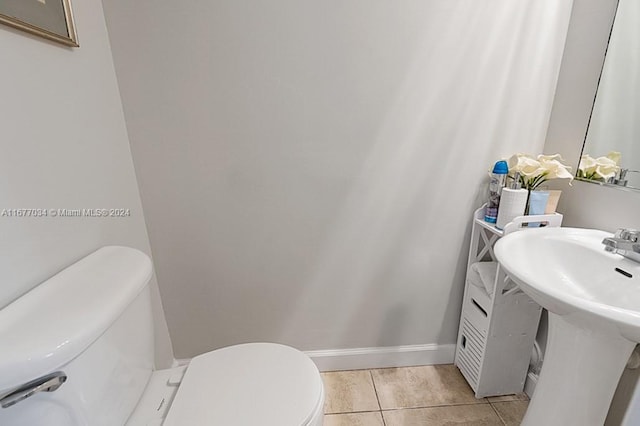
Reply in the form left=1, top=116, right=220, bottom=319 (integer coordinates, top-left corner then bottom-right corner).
left=103, top=0, right=574, bottom=358
left=0, top=0, right=173, bottom=367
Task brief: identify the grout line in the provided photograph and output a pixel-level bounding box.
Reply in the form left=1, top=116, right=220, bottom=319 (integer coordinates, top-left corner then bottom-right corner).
left=369, top=370, right=386, bottom=426
left=488, top=401, right=508, bottom=426
left=381, top=403, right=498, bottom=413
left=325, top=410, right=379, bottom=415
left=375, top=400, right=489, bottom=410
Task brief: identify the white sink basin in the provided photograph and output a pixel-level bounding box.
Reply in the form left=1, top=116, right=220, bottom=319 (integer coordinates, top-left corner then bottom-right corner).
left=496, top=227, right=640, bottom=341
left=495, top=227, right=640, bottom=426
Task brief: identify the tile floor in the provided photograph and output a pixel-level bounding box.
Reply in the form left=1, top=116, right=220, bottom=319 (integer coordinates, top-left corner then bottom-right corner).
left=321, top=364, right=529, bottom=426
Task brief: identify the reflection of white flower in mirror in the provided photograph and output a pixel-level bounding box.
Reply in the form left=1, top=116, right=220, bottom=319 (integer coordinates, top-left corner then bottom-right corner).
left=507, top=153, right=572, bottom=190
left=579, top=154, right=597, bottom=175
left=595, top=157, right=619, bottom=179
left=606, top=151, right=621, bottom=165
left=578, top=151, right=621, bottom=181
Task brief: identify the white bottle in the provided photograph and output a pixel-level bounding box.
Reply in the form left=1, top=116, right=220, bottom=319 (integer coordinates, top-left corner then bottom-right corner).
left=496, top=173, right=528, bottom=230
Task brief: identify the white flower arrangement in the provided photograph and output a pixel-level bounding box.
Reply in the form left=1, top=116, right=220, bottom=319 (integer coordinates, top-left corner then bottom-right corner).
left=577, top=151, right=621, bottom=181
left=507, top=153, right=573, bottom=191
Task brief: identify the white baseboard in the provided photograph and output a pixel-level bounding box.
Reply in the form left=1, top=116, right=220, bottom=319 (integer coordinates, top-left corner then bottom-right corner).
left=524, top=371, right=538, bottom=398
left=304, top=343, right=456, bottom=372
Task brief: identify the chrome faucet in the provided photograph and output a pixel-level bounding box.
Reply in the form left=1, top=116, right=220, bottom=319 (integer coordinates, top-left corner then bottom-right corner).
left=602, top=229, right=640, bottom=263
left=613, top=169, right=640, bottom=187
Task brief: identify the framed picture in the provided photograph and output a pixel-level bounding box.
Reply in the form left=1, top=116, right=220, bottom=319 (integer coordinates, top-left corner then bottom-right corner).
left=0, top=0, right=78, bottom=47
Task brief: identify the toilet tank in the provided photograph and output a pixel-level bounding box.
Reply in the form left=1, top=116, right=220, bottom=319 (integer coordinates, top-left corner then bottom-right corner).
left=0, top=246, right=156, bottom=426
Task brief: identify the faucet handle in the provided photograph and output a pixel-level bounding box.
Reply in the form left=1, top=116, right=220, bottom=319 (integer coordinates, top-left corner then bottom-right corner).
left=620, top=229, right=639, bottom=242
left=614, top=228, right=639, bottom=241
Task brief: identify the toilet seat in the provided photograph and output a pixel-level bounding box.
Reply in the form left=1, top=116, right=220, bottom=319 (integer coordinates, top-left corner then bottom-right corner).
left=163, top=343, right=324, bottom=426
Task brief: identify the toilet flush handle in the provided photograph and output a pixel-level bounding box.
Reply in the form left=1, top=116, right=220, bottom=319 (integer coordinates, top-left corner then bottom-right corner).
left=0, top=371, right=67, bottom=408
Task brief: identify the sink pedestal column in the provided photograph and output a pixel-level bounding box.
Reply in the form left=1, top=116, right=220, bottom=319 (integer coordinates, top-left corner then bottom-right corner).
left=523, top=313, right=635, bottom=426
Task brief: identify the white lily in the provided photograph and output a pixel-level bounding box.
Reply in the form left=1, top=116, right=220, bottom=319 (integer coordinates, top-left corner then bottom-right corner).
left=606, top=151, right=622, bottom=165
left=507, top=153, right=572, bottom=190
left=578, top=152, right=621, bottom=181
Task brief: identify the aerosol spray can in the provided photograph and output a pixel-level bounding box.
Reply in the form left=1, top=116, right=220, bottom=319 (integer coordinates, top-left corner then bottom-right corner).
left=484, top=160, right=508, bottom=223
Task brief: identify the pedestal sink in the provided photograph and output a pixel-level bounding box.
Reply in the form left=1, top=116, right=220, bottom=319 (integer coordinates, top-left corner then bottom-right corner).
left=495, top=227, right=640, bottom=426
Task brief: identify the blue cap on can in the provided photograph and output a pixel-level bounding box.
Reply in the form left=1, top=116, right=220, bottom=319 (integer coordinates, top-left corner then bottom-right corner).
left=492, top=160, right=509, bottom=174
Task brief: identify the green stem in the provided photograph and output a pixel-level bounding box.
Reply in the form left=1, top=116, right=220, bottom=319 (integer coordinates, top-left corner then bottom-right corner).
left=526, top=172, right=549, bottom=191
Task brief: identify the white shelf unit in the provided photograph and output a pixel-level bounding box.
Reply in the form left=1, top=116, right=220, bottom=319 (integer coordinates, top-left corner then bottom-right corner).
left=454, top=205, right=563, bottom=398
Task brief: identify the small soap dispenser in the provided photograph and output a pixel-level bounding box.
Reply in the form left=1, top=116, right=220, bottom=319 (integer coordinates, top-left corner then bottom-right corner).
left=496, top=173, right=528, bottom=230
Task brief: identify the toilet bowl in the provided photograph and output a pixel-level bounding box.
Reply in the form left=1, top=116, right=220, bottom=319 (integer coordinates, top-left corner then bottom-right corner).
left=0, top=246, right=324, bottom=426
left=162, top=343, right=324, bottom=426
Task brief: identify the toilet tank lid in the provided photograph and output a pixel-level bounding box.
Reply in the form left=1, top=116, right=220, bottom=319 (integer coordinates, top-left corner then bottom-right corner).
left=0, top=246, right=153, bottom=392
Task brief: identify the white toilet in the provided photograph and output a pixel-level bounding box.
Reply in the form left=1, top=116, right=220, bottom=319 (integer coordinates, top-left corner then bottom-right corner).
left=0, top=246, right=325, bottom=425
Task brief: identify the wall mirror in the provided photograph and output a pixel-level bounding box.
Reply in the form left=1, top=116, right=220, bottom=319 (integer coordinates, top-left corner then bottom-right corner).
left=579, top=0, right=640, bottom=190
